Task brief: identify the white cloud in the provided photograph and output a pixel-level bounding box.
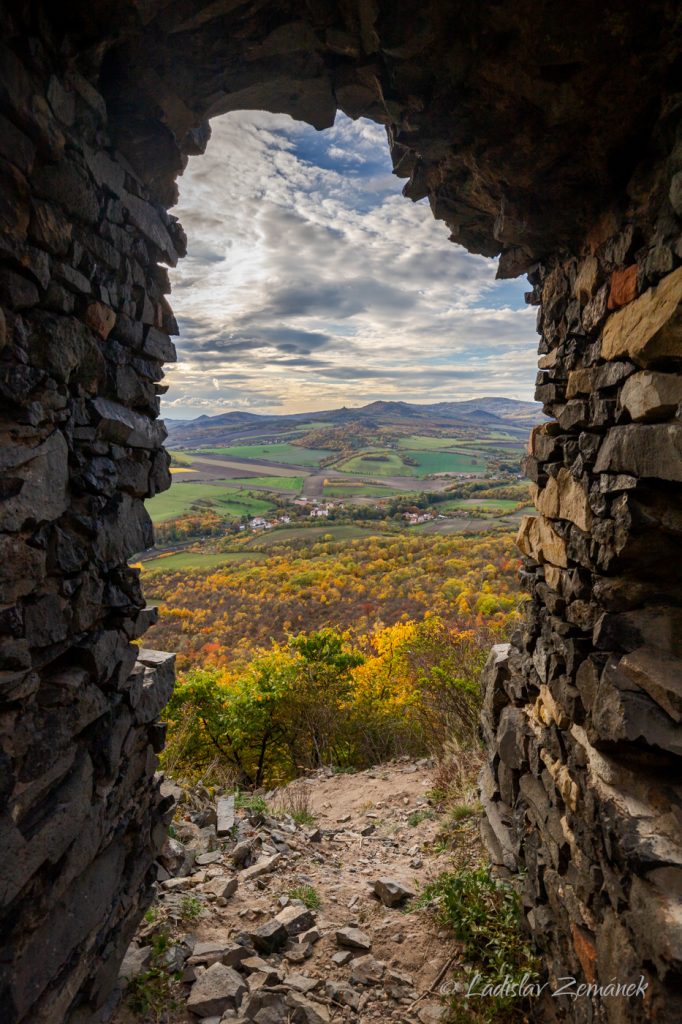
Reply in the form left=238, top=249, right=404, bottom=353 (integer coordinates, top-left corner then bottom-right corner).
left=164, top=111, right=536, bottom=417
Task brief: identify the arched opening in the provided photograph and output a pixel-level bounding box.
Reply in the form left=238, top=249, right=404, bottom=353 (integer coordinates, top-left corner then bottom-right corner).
left=163, top=110, right=533, bottom=421
left=1, top=3, right=681, bottom=1022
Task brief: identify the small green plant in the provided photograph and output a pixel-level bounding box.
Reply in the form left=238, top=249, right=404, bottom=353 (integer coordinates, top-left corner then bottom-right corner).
left=408, top=808, right=436, bottom=827
left=143, top=906, right=161, bottom=925
left=451, top=802, right=479, bottom=821
left=275, top=782, right=316, bottom=825
left=127, top=928, right=182, bottom=1023
left=179, top=894, right=203, bottom=922
left=431, top=803, right=481, bottom=852
left=235, top=789, right=268, bottom=813
left=291, top=808, right=316, bottom=826
left=168, top=823, right=178, bottom=839
left=416, top=866, right=541, bottom=1023
left=288, top=884, right=321, bottom=910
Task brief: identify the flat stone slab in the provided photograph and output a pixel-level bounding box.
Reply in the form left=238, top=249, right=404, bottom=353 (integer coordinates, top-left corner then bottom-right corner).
left=240, top=853, right=281, bottom=881
left=200, top=875, right=238, bottom=900
left=335, top=926, right=371, bottom=950
left=195, top=850, right=222, bottom=866
left=216, top=795, right=235, bottom=836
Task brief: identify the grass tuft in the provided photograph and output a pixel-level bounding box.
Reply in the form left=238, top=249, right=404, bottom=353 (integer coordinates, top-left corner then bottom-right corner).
left=234, top=789, right=268, bottom=813
left=178, top=894, right=203, bottom=923
left=288, top=884, right=321, bottom=910
left=408, top=808, right=436, bottom=827
left=274, top=782, right=316, bottom=826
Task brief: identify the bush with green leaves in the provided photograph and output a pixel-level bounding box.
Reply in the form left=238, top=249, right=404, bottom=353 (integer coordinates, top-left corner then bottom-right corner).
left=178, top=894, right=203, bottom=922
left=162, top=629, right=363, bottom=786
left=417, top=866, right=540, bottom=1022
left=126, top=929, right=182, bottom=1024
left=161, top=621, right=492, bottom=788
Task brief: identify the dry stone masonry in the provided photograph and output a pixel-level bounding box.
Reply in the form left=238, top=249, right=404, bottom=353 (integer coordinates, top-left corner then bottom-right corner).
left=0, top=11, right=182, bottom=1023
left=0, top=1, right=680, bottom=1022
left=480, top=142, right=682, bottom=1020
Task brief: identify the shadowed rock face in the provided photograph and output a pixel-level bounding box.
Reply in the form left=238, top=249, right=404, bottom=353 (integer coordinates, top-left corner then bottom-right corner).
left=0, top=2, right=681, bottom=1022
left=53, top=0, right=681, bottom=273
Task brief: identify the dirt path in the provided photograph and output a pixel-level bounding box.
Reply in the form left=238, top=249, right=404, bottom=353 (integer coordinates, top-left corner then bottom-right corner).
left=113, top=759, right=483, bottom=1024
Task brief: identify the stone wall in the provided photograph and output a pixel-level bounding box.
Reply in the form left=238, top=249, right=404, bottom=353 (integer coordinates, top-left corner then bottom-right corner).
left=0, top=22, right=178, bottom=1024
left=1, top=2, right=681, bottom=1022
left=480, top=122, right=682, bottom=1021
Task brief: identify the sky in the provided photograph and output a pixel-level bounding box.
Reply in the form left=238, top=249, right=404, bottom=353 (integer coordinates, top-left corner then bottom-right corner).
left=164, top=111, right=537, bottom=419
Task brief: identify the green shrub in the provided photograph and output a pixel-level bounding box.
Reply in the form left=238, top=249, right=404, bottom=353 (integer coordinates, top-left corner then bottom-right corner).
left=127, top=929, right=182, bottom=1023
left=408, top=808, right=436, bottom=827
left=416, top=866, right=540, bottom=1022
left=451, top=803, right=478, bottom=821
left=291, top=808, right=316, bottom=826
left=179, top=894, right=203, bottom=922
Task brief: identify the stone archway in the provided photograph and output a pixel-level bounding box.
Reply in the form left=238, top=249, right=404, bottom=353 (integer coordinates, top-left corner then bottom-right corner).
left=1, top=2, right=681, bottom=1021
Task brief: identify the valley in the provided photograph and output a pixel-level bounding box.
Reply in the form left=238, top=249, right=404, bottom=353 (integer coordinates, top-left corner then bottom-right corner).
left=122, top=400, right=539, bottom=1024
left=141, top=398, right=540, bottom=570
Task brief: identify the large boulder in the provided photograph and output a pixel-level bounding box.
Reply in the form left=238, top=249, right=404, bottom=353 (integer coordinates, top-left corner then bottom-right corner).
left=186, top=962, right=247, bottom=1016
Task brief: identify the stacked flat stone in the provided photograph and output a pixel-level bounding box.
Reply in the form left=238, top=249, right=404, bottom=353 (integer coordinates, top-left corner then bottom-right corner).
left=480, top=139, right=682, bottom=1022
left=0, top=23, right=179, bottom=1024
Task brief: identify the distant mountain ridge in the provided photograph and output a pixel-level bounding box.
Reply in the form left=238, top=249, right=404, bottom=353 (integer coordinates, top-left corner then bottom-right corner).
left=165, top=397, right=543, bottom=448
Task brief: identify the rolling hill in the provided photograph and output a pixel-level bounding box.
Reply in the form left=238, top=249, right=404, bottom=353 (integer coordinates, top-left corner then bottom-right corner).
left=164, top=397, right=543, bottom=449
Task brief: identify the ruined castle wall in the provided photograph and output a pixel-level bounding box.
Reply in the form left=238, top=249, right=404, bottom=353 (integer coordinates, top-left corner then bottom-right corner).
left=480, top=122, right=682, bottom=1022
left=0, top=2, right=681, bottom=1022
left=0, top=28, right=178, bottom=1024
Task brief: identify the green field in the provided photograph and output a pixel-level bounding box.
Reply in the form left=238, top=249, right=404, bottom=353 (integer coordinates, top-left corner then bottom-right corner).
left=145, top=483, right=273, bottom=523
left=409, top=450, right=485, bottom=476
left=451, top=440, right=524, bottom=451
left=142, top=550, right=267, bottom=573
left=336, top=447, right=485, bottom=478
left=197, top=443, right=332, bottom=467
left=397, top=435, right=464, bottom=451
left=397, top=434, right=522, bottom=453
left=244, top=524, right=382, bottom=548
left=440, top=497, right=521, bottom=512
left=335, top=450, right=409, bottom=477
left=228, top=476, right=304, bottom=492
left=323, top=482, right=397, bottom=497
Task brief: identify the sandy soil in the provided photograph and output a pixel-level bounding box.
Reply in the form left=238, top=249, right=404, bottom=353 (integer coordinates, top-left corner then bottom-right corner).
left=113, top=759, right=484, bottom=1024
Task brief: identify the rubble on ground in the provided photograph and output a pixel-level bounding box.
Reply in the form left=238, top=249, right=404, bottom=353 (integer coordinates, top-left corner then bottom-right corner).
left=114, top=758, right=462, bottom=1024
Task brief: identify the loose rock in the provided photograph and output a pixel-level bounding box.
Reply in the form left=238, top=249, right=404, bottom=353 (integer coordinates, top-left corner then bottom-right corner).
left=373, top=878, right=415, bottom=908
left=335, top=926, right=372, bottom=950
left=186, top=962, right=247, bottom=1016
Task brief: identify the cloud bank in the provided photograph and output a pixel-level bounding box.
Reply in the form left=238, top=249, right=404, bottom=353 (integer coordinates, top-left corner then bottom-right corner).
left=165, top=111, right=537, bottom=417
